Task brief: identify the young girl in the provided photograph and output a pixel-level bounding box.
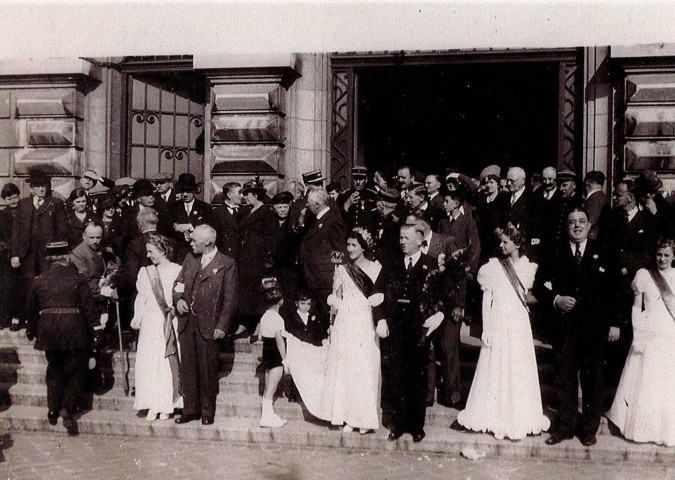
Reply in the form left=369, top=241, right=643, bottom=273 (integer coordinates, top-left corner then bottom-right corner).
left=259, top=287, right=288, bottom=428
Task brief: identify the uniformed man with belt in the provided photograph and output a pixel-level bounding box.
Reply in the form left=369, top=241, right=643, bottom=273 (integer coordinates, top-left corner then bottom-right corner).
left=26, top=241, right=98, bottom=435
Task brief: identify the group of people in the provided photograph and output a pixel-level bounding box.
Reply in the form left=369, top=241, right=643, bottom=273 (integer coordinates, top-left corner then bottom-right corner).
left=4, top=161, right=675, bottom=447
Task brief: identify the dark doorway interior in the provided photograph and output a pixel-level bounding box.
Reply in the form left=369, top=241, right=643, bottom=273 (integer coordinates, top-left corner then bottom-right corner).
left=356, top=62, right=559, bottom=181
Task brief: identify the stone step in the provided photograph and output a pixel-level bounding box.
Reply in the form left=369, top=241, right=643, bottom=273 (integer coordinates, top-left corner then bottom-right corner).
left=0, top=404, right=669, bottom=463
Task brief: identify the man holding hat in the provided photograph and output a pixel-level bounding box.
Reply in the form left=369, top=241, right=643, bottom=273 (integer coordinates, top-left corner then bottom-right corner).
left=169, top=173, right=212, bottom=262
left=338, top=166, right=378, bottom=230
left=289, top=169, right=326, bottom=232
left=77, top=169, right=114, bottom=213
left=635, top=169, right=675, bottom=237
left=11, top=171, right=67, bottom=331
left=26, top=240, right=98, bottom=435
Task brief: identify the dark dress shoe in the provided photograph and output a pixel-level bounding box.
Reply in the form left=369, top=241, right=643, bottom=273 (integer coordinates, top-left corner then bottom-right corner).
left=579, top=434, right=597, bottom=447
left=61, top=413, right=78, bottom=436
left=9, top=324, right=20, bottom=332
left=47, top=410, right=58, bottom=426
left=412, top=431, right=426, bottom=443
left=545, top=432, right=573, bottom=445
left=174, top=414, right=200, bottom=424
left=449, top=419, right=469, bottom=433
left=387, top=430, right=403, bottom=441
left=201, top=416, right=214, bottom=425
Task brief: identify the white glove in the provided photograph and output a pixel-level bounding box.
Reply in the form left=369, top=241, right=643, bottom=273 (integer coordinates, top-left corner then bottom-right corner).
left=100, top=286, right=114, bottom=298
left=423, top=312, right=444, bottom=336
left=367, top=293, right=384, bottom=307
left=376, top=319, right=389, bottom=338
left=99, top=313, right=109, bottom=328
left=130, top=317, right=141, bottom=330
left=481, top=331, right=493, bottom=347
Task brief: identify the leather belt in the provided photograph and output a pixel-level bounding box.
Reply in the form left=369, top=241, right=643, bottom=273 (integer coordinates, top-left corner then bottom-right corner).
left=39, top=307, right=81, bottom=315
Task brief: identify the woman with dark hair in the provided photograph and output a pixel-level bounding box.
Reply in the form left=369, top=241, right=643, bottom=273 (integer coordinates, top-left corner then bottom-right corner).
left=606, top=237, right=675, bottom=446
left=454, top=222, right=549, bottom=440
left=0, top=183, right=21, bottom=329
left=130, top=233, right=182, bottom=421
left=236, top=179, right=277, bottom=338
left=64, top=188, right=99, bottom=249
left=323, top=227, right=384, bottom=434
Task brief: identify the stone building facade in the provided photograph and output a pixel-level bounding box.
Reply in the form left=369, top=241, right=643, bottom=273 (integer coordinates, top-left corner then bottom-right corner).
left=0, top=46, right=673, bottom=203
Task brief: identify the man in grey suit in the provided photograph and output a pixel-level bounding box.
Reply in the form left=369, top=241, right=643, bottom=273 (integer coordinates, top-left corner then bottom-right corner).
left=173, top=225, right=238, bottom=425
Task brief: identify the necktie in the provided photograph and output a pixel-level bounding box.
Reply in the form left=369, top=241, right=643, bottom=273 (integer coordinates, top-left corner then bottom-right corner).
left=622, top=210, right=629, bottom=224
left=575, top=243, right=582, bottom=266
left=34, top=198, right=44, bottom=209
left=406, top=257, right=413, bottom=271
left=511, top=194, right=516, bottom=206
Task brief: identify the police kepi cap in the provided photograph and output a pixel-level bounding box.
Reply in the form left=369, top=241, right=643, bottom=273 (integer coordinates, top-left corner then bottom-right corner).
left=45, top=241, right=70, bottom=257
left=352, top=166, right=368, bottom=178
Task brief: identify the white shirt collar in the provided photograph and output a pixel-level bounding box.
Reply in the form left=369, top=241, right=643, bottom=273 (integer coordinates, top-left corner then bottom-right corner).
left=626, top=206, right=639, bottom=222
left=200, top=247, right=218, bottom=267
left=429, top=191, right=438, bottom=200
left=544, top=187, right=557, bottom=200
left=404, top=250, right=422, bottom=268
left=316, top=206, right=330, bottom=220
left=511, top=186, right=525, bottom=203
left=184, top=199, right=195, bottom=213
left=297, top=309, right=309, bottom=325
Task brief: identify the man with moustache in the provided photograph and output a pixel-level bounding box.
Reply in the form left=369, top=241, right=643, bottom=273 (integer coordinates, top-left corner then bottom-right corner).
left=339, top=166, right=378, bottom=230
left=168, top=173, right=212, bottom=262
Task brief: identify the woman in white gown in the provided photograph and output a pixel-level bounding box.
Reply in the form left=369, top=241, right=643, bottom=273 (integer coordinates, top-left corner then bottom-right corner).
left=130, top=234, right=183, bottom=421
left=607, top=237, right=675, bottom=446
left=324, top=228, right=384, bottom=433
left=455, top=223, right=549, bottom=440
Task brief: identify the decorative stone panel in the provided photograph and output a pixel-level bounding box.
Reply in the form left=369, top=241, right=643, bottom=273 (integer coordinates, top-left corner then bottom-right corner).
left=211, top=114, right=284, bottom=143
left=27, top=120, right=77, bottom=147
left=15, top=89, right=82, bottom=118
left=13, top=149, right=79, bottom=175
left=210, top=145, right=283, bottom=175
left=212, top=83, right=286, bottom=113
left=0, top=120, right=20, bottom=148
left=0, top=92, right=10, bottom=119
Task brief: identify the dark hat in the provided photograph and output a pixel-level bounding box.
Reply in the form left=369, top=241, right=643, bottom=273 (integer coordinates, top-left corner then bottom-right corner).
left=133, top=179, right=155, bottom=197
left=271, top=191, right=294, bottom=204
left=45, top=241, right=70, bottom=257
left=241, top=178, right=266, bottom=196
left=151, top=171, right=173, bottom=183
left=378, top=186, right=400, bottom=204
left=352, top=166, right=368, bottom=178
left=326, top=181, right=341, bottom=194
left=99, top=195, right=117, bottom=211
left=27, top=170, right=50, bottom=186
left=302, top=169, right=325, bottom=185
left=176, top=173, right=201, bottom=193
left=479, top=165, right=501, bottom=182
left=635, top=169, right=663, bottom=193
left=557, top=170, right=577, bottom=182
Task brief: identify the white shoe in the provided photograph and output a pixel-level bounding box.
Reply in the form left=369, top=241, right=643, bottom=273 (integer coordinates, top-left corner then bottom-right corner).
left=359, top=428, right=373, bottom=435
left=146, top=410, right=157, bottom=422
left=260, top=413, right=286, bottom=428
left=158, top=413, right=170, bottom=421
left=343, top=424, right=354, bottom=433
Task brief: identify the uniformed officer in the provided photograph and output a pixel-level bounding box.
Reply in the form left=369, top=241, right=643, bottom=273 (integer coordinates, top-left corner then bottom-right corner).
left=338, top=166, right=378, bottom=229
left=26, top=241, right=98, bottom=435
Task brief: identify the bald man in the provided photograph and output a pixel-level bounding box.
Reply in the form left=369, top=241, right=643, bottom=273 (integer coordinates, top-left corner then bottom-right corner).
left=173, top=225, right=238, bottom=425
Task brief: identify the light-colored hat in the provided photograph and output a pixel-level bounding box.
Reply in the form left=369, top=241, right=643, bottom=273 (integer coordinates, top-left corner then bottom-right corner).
left=479, top=165, right=501, bottom=182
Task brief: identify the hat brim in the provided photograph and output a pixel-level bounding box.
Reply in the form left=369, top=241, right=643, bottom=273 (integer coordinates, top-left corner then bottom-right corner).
left=177, top=186, right=202, bottom=193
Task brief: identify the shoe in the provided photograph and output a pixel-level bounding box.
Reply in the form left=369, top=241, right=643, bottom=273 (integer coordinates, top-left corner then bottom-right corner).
left=343, top=424, right=354, bottom=433
left=579, top=434, right=597, bottom=447
left=260, top=413, right=286, bottom=428
left=387, top=429, right=403, bottom=441
left=9, top=323, right=20, bottom=332
left=545, top=432, right=574, bottom=445
left=146, top=410, right=157, bottom=422
left=359, top=428, right=373, bottom=435
left=449, top=419, right=469, bottom=433
left=412, top=431, right=426, bottom=443
left=201, top=416, right=215, bottom=425
left=47, top=410, right=58, bottom=426
left=61, top=410, right=78, bottom=436
left=232, top=326, right=249, bottom=340
left=158, top=413, right=170, bottom=421
left=174, top=414, right=200, bottom=424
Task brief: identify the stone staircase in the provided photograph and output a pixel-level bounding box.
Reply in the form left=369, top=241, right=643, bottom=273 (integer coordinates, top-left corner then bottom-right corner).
left=0, top=328, right=672, bottom=463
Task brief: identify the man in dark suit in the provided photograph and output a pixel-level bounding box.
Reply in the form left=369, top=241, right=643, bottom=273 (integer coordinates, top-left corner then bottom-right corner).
left=212, top=182, right=244, bottom=261
left=582, top=171, right=610, bottom=242
left=11, top=171, right=67, bottom=331
left=504, top=166, right=542, bottom=256
left=371, top=187, right=403, bottom=268
left=533, top=206, right=619, bottom=447
left=377, top=223, right=446, bottom=443
left=604, top=180, right=658, bottom=405
left=26, top=241, right=98, bottom=435
left=0, top=183, right=21, bottom=329
left=152, top=172, right=176, bottom=216
left=168, top=173, right=212, bottom=262
left=173, top=225, right=238, bottom=425
left=298, top=187, right=347, bottom=311
left=425, top=174, right=445, bottom=212
left=439, top=188, right=481, bottom=275
left=338, top=166, right=378, bottom=230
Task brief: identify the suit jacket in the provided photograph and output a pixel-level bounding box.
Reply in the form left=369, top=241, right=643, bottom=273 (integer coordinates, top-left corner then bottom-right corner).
left=63, top=209, right=100, bottom=249
left=121, top=231, right=155, bottom=292
left=70, top=241, right=106, bottom=302
left=583, top=190, right=609, bottom=241
left=154, top=188, right=177, bottom=215
left=426, top=231, right=458, bottom=261
left=0, top=208, right=16, bottom=254
left=285, top=310, right=327, bottom=346
left=173, top=250, right=238, bottom=339
left=505, top=188, right=542, bottom=241
left=475, top=192, right=507, bottom=258
left=428, top=192, right=444, bottom=212
left=27, top=261, right=98, bottom=351
left=212, top=204, right=246, bottom=260
left=169, top=198, right=212, bottom=230
left=425, top=232, right=467, bottom=307
left=610, top=208, right=658, bottom=280
left=438, top=212, right=481, bottom=274
left=533, top=239, right=619, bottom=340
left=11, top=195, right=67, bottom=264
left=299, top=206, right=347, bottom=293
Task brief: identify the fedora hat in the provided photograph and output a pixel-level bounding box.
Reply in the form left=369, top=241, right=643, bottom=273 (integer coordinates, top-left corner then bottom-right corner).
left=378, top=186, right=400, bottom=204
left=557, top=170, right=577, bottom=182
left=241, top=178, right=267, bottom=196
left=133, top=179, right=155, bottom=197
left=635, top=169, right=663, bottom=193
left=176, top=173, right=201, bottom=193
